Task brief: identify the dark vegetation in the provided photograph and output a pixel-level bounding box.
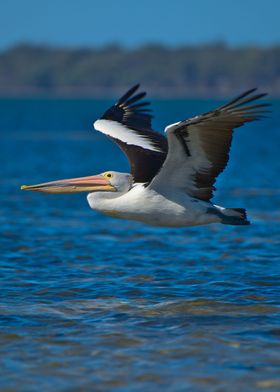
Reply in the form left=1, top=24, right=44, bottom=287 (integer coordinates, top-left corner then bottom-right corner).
left=1, top=43, right=280, bottom=97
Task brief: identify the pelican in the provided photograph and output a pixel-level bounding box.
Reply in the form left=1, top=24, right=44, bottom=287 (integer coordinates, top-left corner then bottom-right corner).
left=21, top=85, right=269, bottom=227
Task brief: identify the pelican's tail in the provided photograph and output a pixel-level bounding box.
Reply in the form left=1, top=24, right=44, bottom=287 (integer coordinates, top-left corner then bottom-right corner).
left=221, top=207, right=250, bottom=226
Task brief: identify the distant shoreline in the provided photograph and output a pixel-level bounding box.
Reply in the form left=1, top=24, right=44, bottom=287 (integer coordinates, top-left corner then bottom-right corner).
left=1, top=43, right=280, bottom=97
left=0, top=91, right=280, bottom=101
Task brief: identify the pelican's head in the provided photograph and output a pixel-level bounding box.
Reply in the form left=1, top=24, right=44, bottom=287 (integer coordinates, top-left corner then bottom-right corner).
left=98, top=171, right=133, bottom=194
left=21, top=171, right=133, bottom=195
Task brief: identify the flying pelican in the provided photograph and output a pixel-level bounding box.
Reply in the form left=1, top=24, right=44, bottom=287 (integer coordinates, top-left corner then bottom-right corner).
left=21, top=85, right=269, bottom=227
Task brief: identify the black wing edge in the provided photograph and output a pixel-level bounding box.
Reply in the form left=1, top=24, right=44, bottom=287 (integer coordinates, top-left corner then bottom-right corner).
left=215, top=88, right=271, bottom=119
left=101, top=84, right=153, bottom=131
left=173, top=88, right=270, bottom=201
left=176, top=88, right=271, bottom=131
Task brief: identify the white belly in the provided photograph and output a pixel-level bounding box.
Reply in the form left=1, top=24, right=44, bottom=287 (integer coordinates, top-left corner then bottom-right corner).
left=87, top=185, right=220, bottom=227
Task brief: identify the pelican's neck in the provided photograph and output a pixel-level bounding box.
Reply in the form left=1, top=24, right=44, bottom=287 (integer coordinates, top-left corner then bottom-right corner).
left=87, top=190, right=127, bottom=212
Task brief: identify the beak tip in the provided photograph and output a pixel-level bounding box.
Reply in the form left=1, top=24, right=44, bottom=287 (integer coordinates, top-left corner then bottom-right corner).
left=21, top=185, right=28, bottom=190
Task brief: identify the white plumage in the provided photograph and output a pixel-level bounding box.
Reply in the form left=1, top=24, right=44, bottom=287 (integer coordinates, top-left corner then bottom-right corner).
left=94, top=119, right=162, bottom=152
left=87, top=177, right=219, bottom=227
left=21, top=84, right=269, bottom=228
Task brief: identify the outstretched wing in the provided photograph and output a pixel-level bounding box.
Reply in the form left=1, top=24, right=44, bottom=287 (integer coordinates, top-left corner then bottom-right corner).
left=94, top=84, right=167, bottom=183
left=149, top=89, right=270, bottom=200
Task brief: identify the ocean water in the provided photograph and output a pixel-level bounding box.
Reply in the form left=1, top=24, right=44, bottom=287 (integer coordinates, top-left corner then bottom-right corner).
left=1, top=98, right=280, bottom=391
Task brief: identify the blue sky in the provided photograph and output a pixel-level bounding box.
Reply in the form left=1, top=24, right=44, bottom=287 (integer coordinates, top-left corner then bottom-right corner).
left=1, top=0, right=279, bottom=49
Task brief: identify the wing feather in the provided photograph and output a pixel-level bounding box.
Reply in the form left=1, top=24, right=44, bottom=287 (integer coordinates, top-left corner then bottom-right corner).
left=93, top=84, right=167, bottom=183
left=149, top=89, right=270, bottom=200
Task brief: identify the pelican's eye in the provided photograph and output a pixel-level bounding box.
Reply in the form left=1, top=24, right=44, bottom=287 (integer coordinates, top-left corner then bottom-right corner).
left=104, top=172, right=113, bottom=179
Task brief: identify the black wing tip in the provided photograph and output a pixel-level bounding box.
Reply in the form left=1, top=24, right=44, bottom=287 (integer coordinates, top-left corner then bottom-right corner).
left=116, top=84, right=151, bottom=116
left=117, top=84, right=142, bottom=105
left=235, top=87, right=268, bottom=99
left=101, top=84, right=153, bottom=130
left=125, top=91, right=147, bottom=106
left=132, top=83, right=140, bottom=90
left=236, top=88, right=269, bottom=101
left=127, top=83, right=141, bottom=93
left=126, top=83, right=141, bottom=96
left=242, top=87, right=258, bottom=96
left=219, top=88, right=270, bottom=113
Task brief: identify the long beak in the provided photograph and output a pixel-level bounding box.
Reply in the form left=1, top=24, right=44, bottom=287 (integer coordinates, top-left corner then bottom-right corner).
left=20, top=174, right=116, bottom=194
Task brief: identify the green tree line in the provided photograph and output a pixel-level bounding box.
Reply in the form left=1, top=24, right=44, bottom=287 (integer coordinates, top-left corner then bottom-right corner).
left=0, top=43, right=280, bottom=97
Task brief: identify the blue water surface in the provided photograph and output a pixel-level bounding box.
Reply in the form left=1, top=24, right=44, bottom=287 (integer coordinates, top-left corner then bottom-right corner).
left=0, top=98, right=280, bottom=391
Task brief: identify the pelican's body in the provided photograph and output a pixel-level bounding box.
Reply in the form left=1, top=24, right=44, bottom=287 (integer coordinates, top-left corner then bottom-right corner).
left=87, top=180, right=225, bottom=227
left=21, top=85, right=269, bottom=228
